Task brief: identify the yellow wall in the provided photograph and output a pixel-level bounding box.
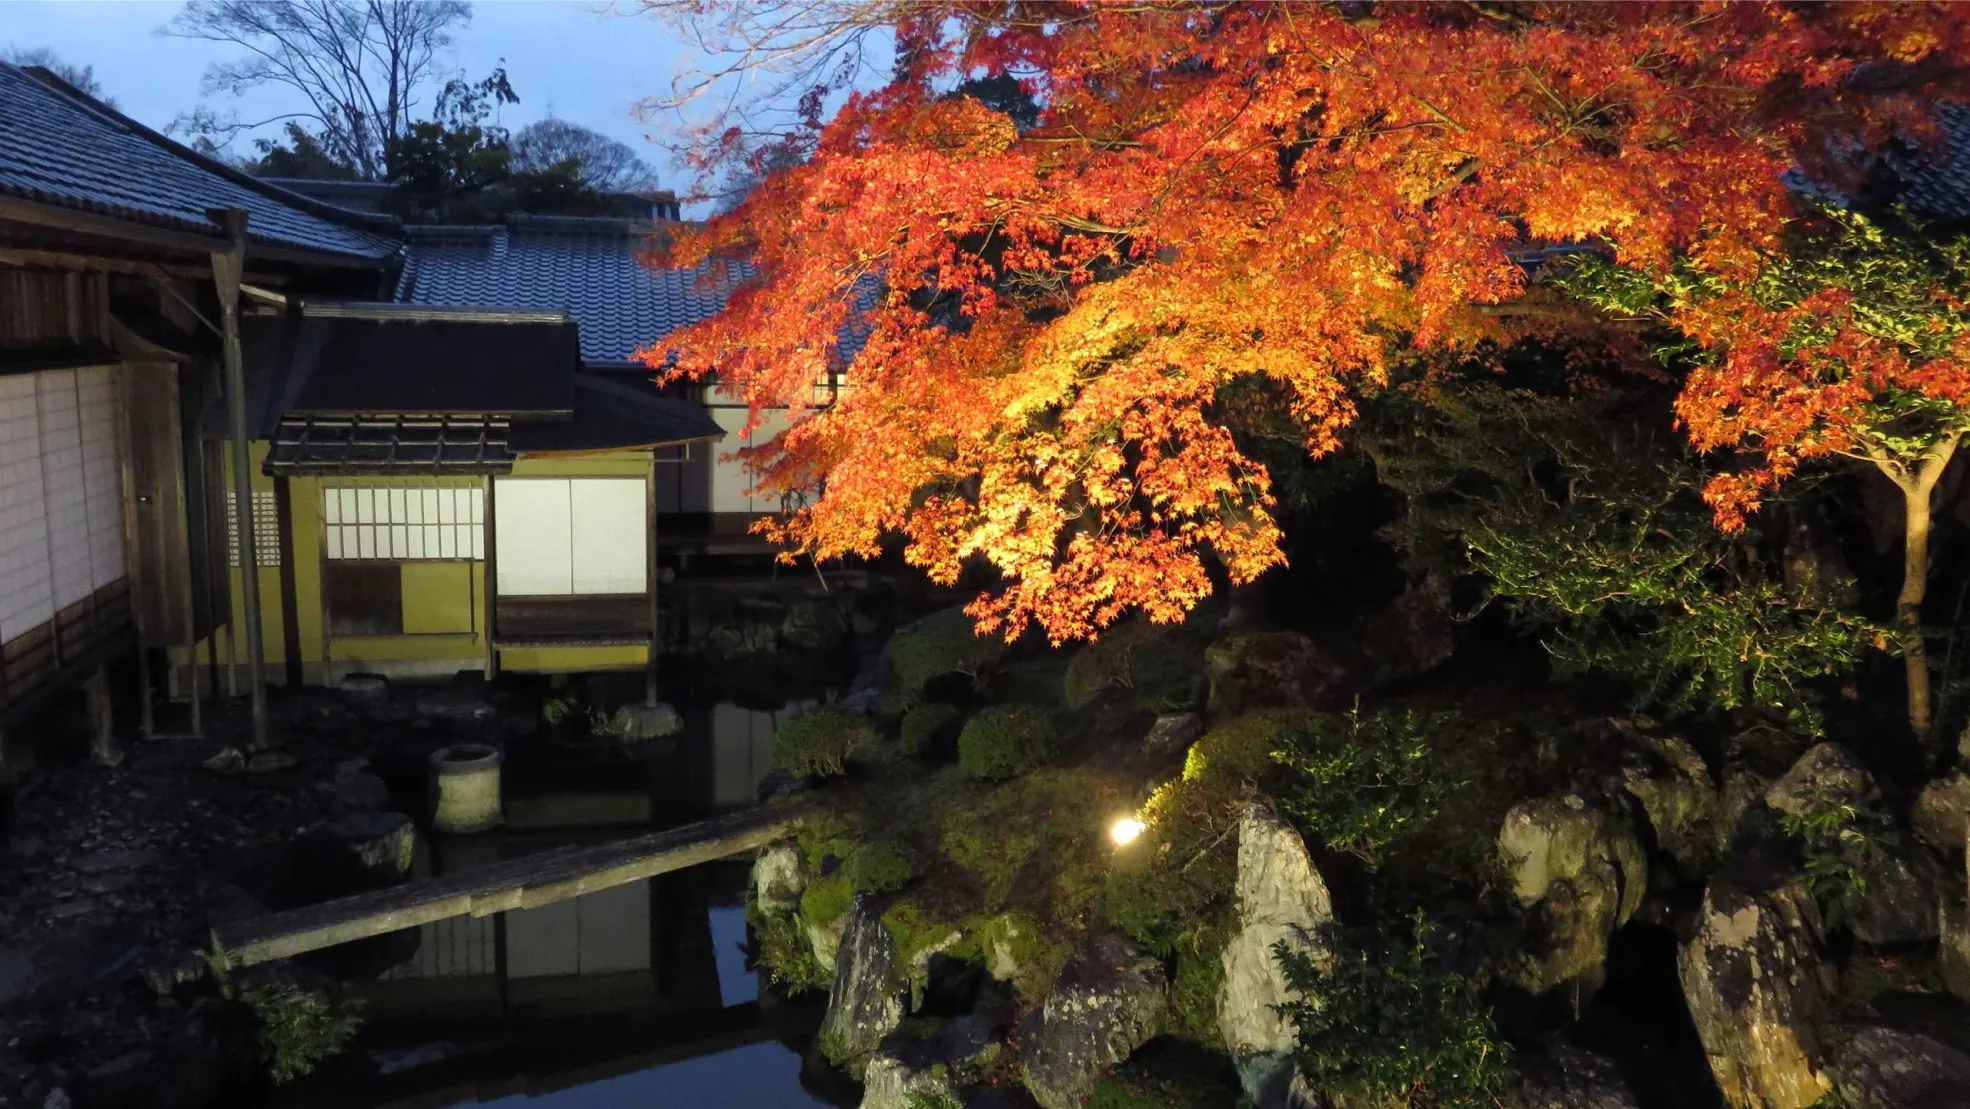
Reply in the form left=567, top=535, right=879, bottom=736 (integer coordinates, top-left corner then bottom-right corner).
left=175, top=444, right=656, bottom=680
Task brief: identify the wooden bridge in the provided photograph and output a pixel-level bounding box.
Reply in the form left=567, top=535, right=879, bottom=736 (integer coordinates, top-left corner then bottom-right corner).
left=212, top=804, right=804, bottom=969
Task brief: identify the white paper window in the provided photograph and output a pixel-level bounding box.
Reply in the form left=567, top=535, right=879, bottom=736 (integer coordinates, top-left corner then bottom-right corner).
left=225, top=490, right=281, bottom=567
left=493, top=477, right=646, bottom=597
left=0, top=368, right=127, bottom=644
left=322, top=486, right=483, bottom=562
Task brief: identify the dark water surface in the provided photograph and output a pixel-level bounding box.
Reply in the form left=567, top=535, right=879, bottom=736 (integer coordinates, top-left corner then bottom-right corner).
left=273, top=697, right=848, bottom=1109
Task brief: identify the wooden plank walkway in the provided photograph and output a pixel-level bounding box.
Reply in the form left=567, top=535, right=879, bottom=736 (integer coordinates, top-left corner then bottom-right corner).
left=212, top=805, right=804, bottom=968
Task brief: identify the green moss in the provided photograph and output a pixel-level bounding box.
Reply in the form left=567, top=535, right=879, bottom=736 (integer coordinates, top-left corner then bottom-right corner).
left=774, top=707, right=876, bottom=778
left=1167, top=939, right=1229, bottom=1046
left=1183, top=709, right=1312, bottom=785
left=846, top=839, right=916, bottom=894
left=958, top=704, right=1055, bottom=780
left=1085, top=1053, right=1244, bottom=1109
left=886, top=607, right=1006, bottom=709
left=801, top=873, right=855, bottom=928
left=940, top=769, right=1109, bottom=910
left=900, top=702, right=964, bottom=759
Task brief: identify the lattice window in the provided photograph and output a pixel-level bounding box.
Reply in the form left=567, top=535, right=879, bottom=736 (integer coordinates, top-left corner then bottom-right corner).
left=322, top=486, right=484, bottom=561
left=225, top=490, right=281, bottom=567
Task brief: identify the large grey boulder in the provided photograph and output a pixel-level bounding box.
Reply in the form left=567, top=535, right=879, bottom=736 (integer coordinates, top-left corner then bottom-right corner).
left=752, top=842, right=806, bottom=917
left=1141, top=713, right=1204, bottom=760
left=859, top=1016, right=1003, bottom=1109
left=1498, top=795, right=1646, bottom=995
left=818, top=898, right=906, bottom=1079
left=1020, top=933, right=1166, bottom=1109
left=1853, top=847, right=1941, bottom=947
left=1678, top=851, right=1835, bottom=1109
left=1203, top=631, right=1344, bottom=718
left=1611, top=723, right=1723, bottom=877
left=1830, top=1027, right=1970, bottom=1109
left=604, top=702, right=683, bottom=742
left=1766, top=742, right=1873, bottom=819
left=1219, top=803, right=1332, bottom=1108
left=1912, top=773, right=1970, bottom=854
left=1514, top=1044, right=1642, bottom=1109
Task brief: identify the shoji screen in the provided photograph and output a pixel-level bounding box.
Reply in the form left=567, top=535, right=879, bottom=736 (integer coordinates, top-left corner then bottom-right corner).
left=493, top=477, right=646, bottom=596
left=0, top=368, right=126, bottom=644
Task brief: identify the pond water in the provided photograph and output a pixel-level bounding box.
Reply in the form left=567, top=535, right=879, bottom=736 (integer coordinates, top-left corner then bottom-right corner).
left=271, top=696, right=855, bottom=1109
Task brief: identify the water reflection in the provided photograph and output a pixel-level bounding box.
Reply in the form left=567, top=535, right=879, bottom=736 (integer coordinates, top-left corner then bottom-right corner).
left=275, top=698, right=843, bottom=1109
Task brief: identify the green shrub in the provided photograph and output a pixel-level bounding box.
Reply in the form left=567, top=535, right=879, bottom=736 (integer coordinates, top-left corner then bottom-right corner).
left=958, top=704, right=1055, bottom=780
left=899, top=702, right=964, bottom=758
left=1271, top=706, right=1466, bottom=862
left=1777, top=796, right=1886, bottom=930
left=1183, top=709, right=1312, bottom=785
left=1064, top=619, right=1160, bottom=709
left=241, top=981, right=364, bottom=1085
left=905, top=1094, right=964, bottom=1109
left=844, top=840, right=916, bottom=893
left=749, top=905, right=829, bottom=994
left=1166, top=941, right=1230, bottom=1046
left=1276, top=915, right=1514, bottom=1109
left=1102, top=774, right=1242, bottom=956
left=773, top=707, right=876, bottom=778
left=885, top=606, right=1006, bottom=709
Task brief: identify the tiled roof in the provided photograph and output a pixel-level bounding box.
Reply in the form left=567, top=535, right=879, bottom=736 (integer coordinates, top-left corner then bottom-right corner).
left=394, top=217, right=756, bottom=365
left=0, top=63, right=398, bottom=263
left=1886, top=102, right=1970, bottom=221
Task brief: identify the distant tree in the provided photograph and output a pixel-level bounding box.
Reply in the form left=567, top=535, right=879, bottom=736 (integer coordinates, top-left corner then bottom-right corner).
left=247, top=122, right=359, bottom=179
left=3, top=45, right=111, bottom=104
left=512, top=118, right=660, bottom=194
left=384, top=67, right=519, bottom=220
left=163, top=0, right=471, bottom=179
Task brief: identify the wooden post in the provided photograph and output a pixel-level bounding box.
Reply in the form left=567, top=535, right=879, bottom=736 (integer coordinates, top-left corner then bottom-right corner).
left=274, top=476, right=303, bottom=689
left=209, top=208, right=269, bottom=749
left=483, top=475, right=499, bottom=681
left=645, top=452, right=660, bottom=709
left=85, top=665, right=119, bottom=767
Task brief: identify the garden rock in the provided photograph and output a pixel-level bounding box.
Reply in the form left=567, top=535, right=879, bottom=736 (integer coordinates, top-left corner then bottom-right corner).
left=200, top=747, right=245, bottom=776
left=1515, top=1043, right=1642, bottom=1109
left=246, top=750, right=298, bottom=774
left=1219, top=803, right=1333, bottom=1108
left=753, top=842, right=806, bottom=917
left=1853, top=847, right=1941, bottom=947
left=1020, top=932, right=1166, bottom=1109
left=416, top=685, right=494, bottom=726
left=294, top=811, right=417, bottom=897
left=1766, top=742, right=1874, bottom=819
left=1498, top=794, right=1646, bottom=995
left=1944, top=896, right=1970, bottom=1003
left=1141, top=712, right=1204, bottom=759
left=818, top=897, right=907, bottom=1079
left=1911, top=773, right=1970, bottom=854
left=1360, top=572, right=1457, bottom=682
left=337, top=673, right=390, bottom=706
left=859, top=1015, right=1002, bottom=1109
left=809, top=913, right=848, bottom=976
left=605, top=702, right=683, bottom=742
left=1611, top=723, right=1723, bottom=876
left=1677, top=848, right=1834, bottom=1109
left=1204, top=631, right=1344, bottom=718
left=1830, top=1026, right=1970, bottom=1109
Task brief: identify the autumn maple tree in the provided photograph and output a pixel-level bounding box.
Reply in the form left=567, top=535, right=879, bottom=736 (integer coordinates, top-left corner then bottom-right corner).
left=1565, top=208, right=1970, bottom=737
left=636, top=1, right=1970, bottom=645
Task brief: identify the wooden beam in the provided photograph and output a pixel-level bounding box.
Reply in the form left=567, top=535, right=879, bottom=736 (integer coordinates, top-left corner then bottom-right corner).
left=210, top=804, right=804, bottom=968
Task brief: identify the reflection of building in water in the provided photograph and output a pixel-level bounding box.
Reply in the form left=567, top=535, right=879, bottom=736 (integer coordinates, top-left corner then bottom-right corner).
left=709, top=702, right=800, bottom=808
left=360, top=839, right=721, bottom=1024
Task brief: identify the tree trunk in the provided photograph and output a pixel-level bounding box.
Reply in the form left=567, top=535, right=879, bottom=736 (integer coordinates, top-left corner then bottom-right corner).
left=1900, top=480, right=1935, bottom=738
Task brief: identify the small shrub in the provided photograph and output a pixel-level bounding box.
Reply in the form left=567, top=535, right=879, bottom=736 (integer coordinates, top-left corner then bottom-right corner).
left=844, top=840, right=916, bottom=893
left=241, top=981, right=364, bottom=1085
left=1184, top=709, right=1313, bottom=785
left=958, top=704, right=1055, bottom=780
left=1102, top=774, right=1242, bottom=956
left=773, top=707, right=876, bottom=778
left=1064, top=619, right=1160, bottom=709
left=1778, top=795, right=1885, bottom=930
left=1276, top=915, right=1514, bottom=1109
left=749, top=905, right=829, bottom=994
left=885, top=606, right=1006, bottom=709
left=899, top=702, right=964, bottom=759
left=1271, top=706, right=1466, bottom=862
left=906, top=1094, right=964, bottom=1109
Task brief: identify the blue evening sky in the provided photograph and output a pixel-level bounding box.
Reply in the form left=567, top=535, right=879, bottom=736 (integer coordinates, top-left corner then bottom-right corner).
left=1, top=0, right=772, bottom=201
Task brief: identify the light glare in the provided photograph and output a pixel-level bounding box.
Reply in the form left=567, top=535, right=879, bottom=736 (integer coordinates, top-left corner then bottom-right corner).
left=1111, top=817, right=1146, bottom=846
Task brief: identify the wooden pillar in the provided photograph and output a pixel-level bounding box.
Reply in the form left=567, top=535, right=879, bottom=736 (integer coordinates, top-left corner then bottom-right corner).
left=274, top=476, right=303, bottom=689
left=483, top=475, right=499, bottom=681
left=85, top=665, right=119, bottom=767
left=645, top=453, right=660, bottom=708
left=209, top=208, right=269, bottom=749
